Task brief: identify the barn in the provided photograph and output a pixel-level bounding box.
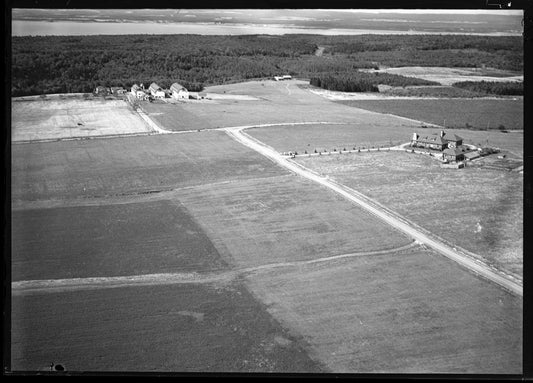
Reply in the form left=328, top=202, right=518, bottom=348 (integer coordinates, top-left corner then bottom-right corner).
left=149, top=83, right=166, bottom=99
left=411, top=132, right=448, bottom=151
left=170, top=82, right=189, bottom=100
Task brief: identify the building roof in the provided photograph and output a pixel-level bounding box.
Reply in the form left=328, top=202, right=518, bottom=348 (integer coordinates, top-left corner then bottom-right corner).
left=464, top=151, right=480, bottom=158
left=416, top=134, right=447, bottom=145
left=149, top=83, right=162, bottom=92
left=170, top=82, right=187, bottom=92
left=131, top=84, right=140, bottom=91
left=447, top=134, right=463, bottom=142
left=443, top=148, right=466, bottom=156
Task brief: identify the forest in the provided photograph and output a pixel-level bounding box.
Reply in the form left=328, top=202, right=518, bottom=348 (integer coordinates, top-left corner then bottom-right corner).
left=11, top=34, right=523, bottom=97
left=310, top=72, right=438, bottom=92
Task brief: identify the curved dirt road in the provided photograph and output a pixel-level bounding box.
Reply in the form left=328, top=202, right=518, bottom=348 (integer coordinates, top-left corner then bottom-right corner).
left=223, top=124, right=522, bottom=297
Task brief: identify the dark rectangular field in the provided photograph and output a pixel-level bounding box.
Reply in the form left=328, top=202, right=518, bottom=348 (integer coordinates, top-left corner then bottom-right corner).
left=338, top=99, right=523, bottom=131
left=11, top=282, right=323, bottom=372
left=141, top=102, right=211, bottom=131
left=12, top=131, right=288, bottom=202
left=12, top=200, right=226, bottom=281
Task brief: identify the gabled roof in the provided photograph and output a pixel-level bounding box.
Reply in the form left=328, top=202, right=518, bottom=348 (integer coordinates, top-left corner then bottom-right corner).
left=417, top=134, right=447, bottom=145
left=170, top=82, right=187, bottom=92
left=149, top=83, right=162, bottom=92
left=447, top=134, right=463, bottom=142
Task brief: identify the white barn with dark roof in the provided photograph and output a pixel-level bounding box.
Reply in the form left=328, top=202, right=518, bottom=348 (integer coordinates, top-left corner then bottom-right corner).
left=149, top=83, right=166, bottom=99
left=171, top=82, right=189, bottom=100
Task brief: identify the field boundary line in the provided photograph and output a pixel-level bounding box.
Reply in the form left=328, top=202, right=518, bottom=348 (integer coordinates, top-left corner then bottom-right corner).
left=223, top=124, right=523, bottom=297
left=12, top=242, right=418, bottom=295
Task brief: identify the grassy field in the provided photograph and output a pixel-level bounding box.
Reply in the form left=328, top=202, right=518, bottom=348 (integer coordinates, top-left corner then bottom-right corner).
left=11, top=96, right=151, bottom=141
left=246, top=247, right=522, bottom=373
left=11, top=131, right=288, bottom=202
left=12, top=200, right=227, bottom=281
left=11, top=282, right=323, bottom=372
left=140, top=101, right=212, bottom=131
left=174, top=175, right=413, bottom=269
left=362, top=66, right=523, bottom=86
left=296, top=151, right=523, bottom=279
left=337, top=99, right=523, bottom=130
left=174, top=80, right=423, bottom=128
left=246, top=123, right=523, bottom=158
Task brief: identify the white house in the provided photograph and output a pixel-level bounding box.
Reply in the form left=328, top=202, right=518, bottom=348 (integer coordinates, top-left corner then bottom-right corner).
left=149, top=83, right=166, bottom=99
left=131, top=84, right=148, bottom=99
left=170, top=82, right=189, bottom=100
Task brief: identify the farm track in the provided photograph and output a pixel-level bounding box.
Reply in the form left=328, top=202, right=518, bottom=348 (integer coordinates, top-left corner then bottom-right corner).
left=223, top=124, right=523, bottom=297
left=12, top=242, right=418, bottom=295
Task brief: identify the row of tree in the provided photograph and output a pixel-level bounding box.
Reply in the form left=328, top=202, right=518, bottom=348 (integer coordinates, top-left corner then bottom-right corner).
left=452, top=81, right=523, bottom=95
left=310, top=71, right=439, bottom=92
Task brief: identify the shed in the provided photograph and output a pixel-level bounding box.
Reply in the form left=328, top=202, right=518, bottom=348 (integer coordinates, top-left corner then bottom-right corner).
left=464, top=151, right=480, bottom=161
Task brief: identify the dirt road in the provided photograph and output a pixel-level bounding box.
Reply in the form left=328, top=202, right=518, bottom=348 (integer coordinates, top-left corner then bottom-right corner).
left=223, top=124, right=522, bottom=297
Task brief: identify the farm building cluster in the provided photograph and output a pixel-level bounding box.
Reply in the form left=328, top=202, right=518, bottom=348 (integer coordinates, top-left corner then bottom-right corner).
left=410, top=130, right=485, bottom=163
left=274, top=75, right=292, bottom=81
left=95, top=83, right=206, bottom=101
left=130, top=83, right=207, bottom=101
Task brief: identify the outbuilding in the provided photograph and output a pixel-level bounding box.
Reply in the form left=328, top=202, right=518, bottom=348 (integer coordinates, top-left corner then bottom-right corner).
left=443, top=147, right=466, bottom=162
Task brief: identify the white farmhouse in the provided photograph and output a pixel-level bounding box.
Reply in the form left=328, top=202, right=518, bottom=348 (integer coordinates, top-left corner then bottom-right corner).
left=170, top=82, right=189, bottom=100
left=149, top=82, right=166, bottom=99
left=131, top=84, right=148, bottom=99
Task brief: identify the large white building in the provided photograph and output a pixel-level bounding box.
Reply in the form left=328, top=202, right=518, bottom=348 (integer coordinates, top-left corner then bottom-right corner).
left=170, top=82, right=189, bottom=100
left=149, top=83, right=166, bottom=99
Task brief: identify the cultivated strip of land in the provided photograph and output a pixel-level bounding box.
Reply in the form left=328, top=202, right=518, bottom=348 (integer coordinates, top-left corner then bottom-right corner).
left=12, top=242, right=417, bottom=295
left=223, top=124, right=523, bottom=297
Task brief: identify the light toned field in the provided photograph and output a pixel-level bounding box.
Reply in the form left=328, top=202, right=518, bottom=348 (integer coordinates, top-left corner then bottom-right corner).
left=246, top=247, right=522, bottom=373
left=362, top=66, right=523, bottom=85
left=296, top=151, right=523, bottom=279
left=246, top=123, right=523, bottom=158
left=173, top=80, right=423, bottom=128
left=173, top=175, right=413, bottom=269
left=11, top=96, right=152, bottom=141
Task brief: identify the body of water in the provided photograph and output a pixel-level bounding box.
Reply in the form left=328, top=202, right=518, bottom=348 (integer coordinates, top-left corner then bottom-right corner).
left=12, top=20, right=522, bottom=36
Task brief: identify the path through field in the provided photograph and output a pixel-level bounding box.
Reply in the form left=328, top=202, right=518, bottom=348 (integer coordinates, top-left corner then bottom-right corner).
left=223, top=124, right=522, bottom=297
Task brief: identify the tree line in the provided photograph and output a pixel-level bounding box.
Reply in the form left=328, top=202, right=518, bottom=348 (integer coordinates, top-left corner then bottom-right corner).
left=452, top=81, right=523, bottom=95
left=310, top=72, right=439, bottom=92
left=11, top=34, right=522, bottom=97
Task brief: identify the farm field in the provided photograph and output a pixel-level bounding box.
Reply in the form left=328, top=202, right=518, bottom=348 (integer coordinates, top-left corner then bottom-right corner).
left=361, top=66, right=523, bottom=86
left=337, top=98, right=523, bottom=131
left=11, top=200, right=227, bottom=281
left=11, top=282, right=322, bottom=372
left=11, top=96, right=151, bottom=141
left=174, top=80, right=423, bottom=128
left=11, top=131, right=288, bottom=203
left=140, top=101, right=212, bottom=131
left=174, top=175, right=413, bottom=269
left=296, top=151, right=523, bottom=279
left=246, top=123, right=524, bottom=158
left=246, top=247, right=522, bottom=373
